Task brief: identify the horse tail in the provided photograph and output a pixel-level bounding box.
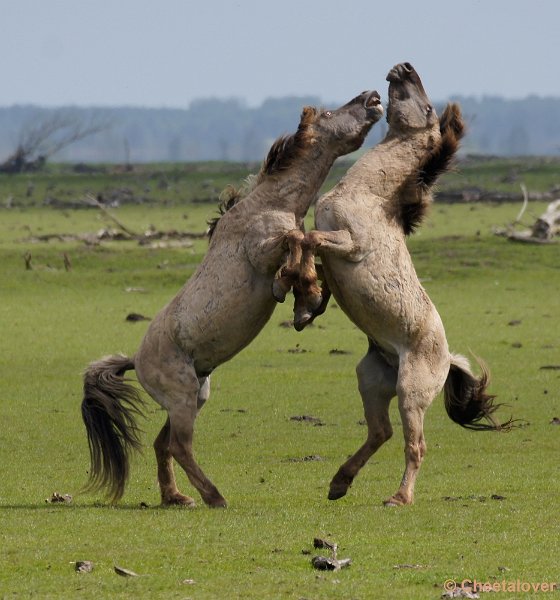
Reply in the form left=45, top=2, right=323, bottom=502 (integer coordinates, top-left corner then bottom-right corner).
left=81, top=354, right=145, bottom=502
left=443, top=353, right=513, bottom=431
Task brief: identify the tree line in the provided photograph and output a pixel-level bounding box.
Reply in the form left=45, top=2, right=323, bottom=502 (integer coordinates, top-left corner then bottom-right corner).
left=0, top=95, right=559, bottom=167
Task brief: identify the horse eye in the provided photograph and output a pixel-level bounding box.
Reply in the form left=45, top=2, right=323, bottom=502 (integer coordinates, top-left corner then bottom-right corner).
left=426, top=105, right=433, bottom=114
left=324, top=111, right=332, bottom=117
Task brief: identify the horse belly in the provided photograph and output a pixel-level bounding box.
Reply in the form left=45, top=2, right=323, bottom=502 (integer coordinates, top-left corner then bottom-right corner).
left=322, top=256, right=428, bottom=353
left=192, top=292, right=276, bottom=371
left=176, top=271, right=276, bottom=373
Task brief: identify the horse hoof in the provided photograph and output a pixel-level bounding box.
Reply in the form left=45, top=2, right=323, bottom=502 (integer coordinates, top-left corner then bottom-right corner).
left=162, top=494, right=196, bottom=507
left=328, top=487, right=348, bottom=501
left=293, top=311, right=313, bottom=331
left=208, top=498, right=228, bottom=508
left=272, top=280, right=287, bottom=303
left=382, top=495, right=408, bottom=507
left=383, top=500, right=400, bottom=507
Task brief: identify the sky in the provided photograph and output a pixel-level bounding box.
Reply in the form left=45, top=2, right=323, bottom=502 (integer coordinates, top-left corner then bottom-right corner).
left=2, top=0, right=559, bottom=109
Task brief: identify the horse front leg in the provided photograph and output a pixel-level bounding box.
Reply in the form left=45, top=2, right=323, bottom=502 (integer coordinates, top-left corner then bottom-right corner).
left=271, top=229, right=304, bottom=302
left=293, top=263, right=331, bottom=331
left=292, top=229, right=357, bottom=330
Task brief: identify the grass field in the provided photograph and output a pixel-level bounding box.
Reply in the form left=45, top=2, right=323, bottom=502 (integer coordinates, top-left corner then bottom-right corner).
left=0, top=165, right=559, bottom=599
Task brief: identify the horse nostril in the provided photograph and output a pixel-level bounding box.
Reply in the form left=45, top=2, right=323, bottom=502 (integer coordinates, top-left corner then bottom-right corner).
left=403, top=62, right=413, bottom=73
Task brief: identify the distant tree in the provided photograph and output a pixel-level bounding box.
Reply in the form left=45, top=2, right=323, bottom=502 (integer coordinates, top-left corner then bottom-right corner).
left=0, top=111, right=110, bottom=173
left=506, top=125, right=530, bottom=155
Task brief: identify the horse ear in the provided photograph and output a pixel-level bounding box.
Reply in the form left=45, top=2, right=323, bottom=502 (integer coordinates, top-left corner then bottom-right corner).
left=300, top=106, right=317, bottom=126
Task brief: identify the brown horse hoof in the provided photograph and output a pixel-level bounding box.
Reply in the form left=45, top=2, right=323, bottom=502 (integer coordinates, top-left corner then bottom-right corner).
left=208, top=498, right=228, bottom=508
left=328, top=489, right=347, bottom=501
left=162, top=493, right=196, bottom=507
left=328, top=484, right=350, bottom=500
left=272, top=279, right=288, bottom=303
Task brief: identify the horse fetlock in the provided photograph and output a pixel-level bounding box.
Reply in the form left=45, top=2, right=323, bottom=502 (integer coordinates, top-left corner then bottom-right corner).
left=305, top=289, right=323, bottom=311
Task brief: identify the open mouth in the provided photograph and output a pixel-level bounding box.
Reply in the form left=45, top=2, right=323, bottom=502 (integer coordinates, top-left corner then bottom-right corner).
left=364, top=90, right=382, bottom=108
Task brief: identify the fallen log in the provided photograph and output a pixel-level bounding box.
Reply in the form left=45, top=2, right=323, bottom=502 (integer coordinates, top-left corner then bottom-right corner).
left=493, top=187, right=560, bottom=244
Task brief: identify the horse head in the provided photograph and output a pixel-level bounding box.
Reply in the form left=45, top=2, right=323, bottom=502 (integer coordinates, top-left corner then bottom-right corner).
left=386, top=62, right=438, bottom=132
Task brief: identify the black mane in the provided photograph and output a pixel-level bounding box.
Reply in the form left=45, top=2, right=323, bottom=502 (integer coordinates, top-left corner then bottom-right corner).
left=398, top=103, right=466, bottom=235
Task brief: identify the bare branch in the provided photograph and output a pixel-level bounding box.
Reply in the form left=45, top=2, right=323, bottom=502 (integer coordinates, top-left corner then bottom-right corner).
left=1, top=110, right=112, bottom=173
left=514, top=183, right=529, bottom=224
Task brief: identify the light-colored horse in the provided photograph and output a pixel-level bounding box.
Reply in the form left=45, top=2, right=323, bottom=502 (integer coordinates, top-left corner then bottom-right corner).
left=81, top=91, right=384, bottom=507
left=291, top=63, right=513, bottom=506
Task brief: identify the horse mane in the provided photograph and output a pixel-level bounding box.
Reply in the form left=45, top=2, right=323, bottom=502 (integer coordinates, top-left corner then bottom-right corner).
left=261, top=106, right=317, bottom=176
left=397, top=102, right=466, bottom=235
left=206, top=175, right=259, bottom=239
left=206, top=106, right=318, bottom=239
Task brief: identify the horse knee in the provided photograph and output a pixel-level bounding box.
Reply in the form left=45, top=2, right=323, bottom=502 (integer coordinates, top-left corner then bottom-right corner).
left=302, top=230, right=321, bottom=250
left=286, top=229, right=304, bottom=245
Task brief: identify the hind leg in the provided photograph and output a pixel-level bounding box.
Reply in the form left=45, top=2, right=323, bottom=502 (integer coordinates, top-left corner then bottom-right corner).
left=168, top=397, right=227, bottom=508
left=136, top=339, right=226, bottom=508
left=384, top=348, right=448, bottom=506
left=329, top=342, right=397, bottom=499
left=154, top=417, right=196, bottom=506
left=153, top=376, right=211, bottom=506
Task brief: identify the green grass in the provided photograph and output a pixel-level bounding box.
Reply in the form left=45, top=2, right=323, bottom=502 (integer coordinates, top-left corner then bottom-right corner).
left=439, top=155, right=560, bottom=196
left=1, top=179, right=559, bottom=598
left=0, top=160, right=355, bottom=212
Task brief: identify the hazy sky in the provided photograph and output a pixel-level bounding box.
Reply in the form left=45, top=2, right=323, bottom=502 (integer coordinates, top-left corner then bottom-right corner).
left=2, top=0, right=558, bottom=109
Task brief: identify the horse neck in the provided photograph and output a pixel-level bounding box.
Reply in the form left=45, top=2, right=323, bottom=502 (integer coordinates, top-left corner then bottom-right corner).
left=346, top=127, right=440, bottom=197
left=261, top=147, right=338, bottom=219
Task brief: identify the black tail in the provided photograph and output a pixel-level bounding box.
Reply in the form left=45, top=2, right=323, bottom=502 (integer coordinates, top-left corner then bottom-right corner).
left=398, top=102, right=466, bottom=235
left=443, top=353, right=513, bottom=431
left=81, top=354, right=145, bottom=502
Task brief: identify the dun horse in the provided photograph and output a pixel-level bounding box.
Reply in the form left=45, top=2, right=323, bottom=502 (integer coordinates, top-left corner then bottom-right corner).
left=81, top=91, right=384, bottom=507
left=289, top=63, right=513, bottom=506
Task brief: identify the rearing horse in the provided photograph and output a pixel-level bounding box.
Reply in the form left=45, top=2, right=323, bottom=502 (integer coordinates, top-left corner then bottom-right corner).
left=289, top=63, right=514, bottom=506
left=81, top=91, right=384, bottom=507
